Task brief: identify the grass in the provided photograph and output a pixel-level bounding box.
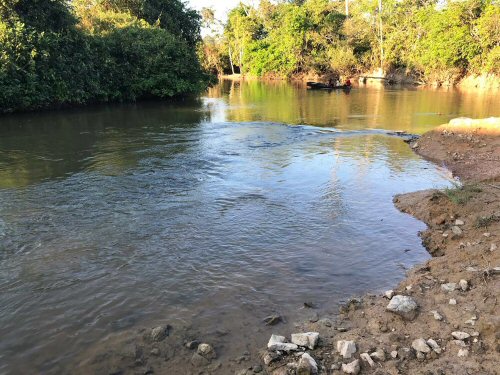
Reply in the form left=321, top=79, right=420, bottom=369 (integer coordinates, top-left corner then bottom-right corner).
left=475, top=214, right=500, bottom=228
left=443, top=183, right=482, bottom=205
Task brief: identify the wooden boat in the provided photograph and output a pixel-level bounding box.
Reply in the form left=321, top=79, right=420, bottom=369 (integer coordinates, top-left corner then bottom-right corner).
left=306, top=81, right=351, bottom=90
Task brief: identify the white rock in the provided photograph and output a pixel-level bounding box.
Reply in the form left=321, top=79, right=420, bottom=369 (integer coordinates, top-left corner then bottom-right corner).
left=452, top=331, right=470, bottom=340
left=360, top=353, right=375, bottom=367
left=449, top=298, right=457, bottom=305
left=341, top=359, right=360, bottom=374
left=370, top=348, right=386, bottom=361
left=483, top=232, right=490, bottom=237
left=490, top=243, right=497, bottom=251
left=151, top=325, right=170, bottom=341
left=451, top=226, right=463, bottom=236
left=455, top=219, right=465, bottom=226
left=430, top=310, right=443, bottom=321
left=384, top=290, right=394, bottom=299
left=297, top=352, right=318, bottom=375
left=386, top=295, right=418, bottom=320
left=390, top=350, right=398, bottom=359
left=291, top=332, right=319, bottom=350
left=458, top=349, right=469, bottom=357
left=267, top=334, right=298, bottom=352
left=412, top=338, right=431, bottom=353
left=459, top=279, right=468, bottom=291
left=441, top=283, right=457, bottom=292
left=336, top=340, right=356, bottom=359
left=416, top=351, right=425, bottom=360
left=427, top=339, right=441, bottom=354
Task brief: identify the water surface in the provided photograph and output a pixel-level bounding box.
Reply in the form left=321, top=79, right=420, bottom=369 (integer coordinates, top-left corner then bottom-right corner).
left=1, top=82, right=498, bottom=373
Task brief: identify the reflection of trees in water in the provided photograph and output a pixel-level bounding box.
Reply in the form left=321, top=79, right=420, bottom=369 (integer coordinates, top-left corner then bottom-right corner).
left=207, top=80, right=500, bottom=132
left=0, top=102, right=206, bottom=188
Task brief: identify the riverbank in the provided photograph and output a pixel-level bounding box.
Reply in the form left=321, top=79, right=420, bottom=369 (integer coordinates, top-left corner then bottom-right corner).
left=257, top=118, right=500, bottom=375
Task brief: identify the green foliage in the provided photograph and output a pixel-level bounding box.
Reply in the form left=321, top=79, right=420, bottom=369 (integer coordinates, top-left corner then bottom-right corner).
left=205, top=0, right=500, bottom=80
left=444, top=183, right=482, bottom=205
left=0, top=0, right=209, bottom=113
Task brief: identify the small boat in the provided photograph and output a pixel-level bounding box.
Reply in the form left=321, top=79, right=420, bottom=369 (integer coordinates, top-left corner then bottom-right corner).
left=306, top=81, right=351, bottom=90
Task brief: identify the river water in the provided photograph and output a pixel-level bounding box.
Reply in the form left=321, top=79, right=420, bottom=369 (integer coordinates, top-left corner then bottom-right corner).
left=0, top=81, right=499, bottom=373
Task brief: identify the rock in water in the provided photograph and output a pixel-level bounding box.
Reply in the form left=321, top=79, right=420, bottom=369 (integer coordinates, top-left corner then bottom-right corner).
left=267, top=334, right=298, bottom=352
left=151, top=325, right=170, bottom=342
left=263, top=314, right=283, bottom=326
left=386, top=295, right=418, bottom=320
left=297, top=353, right=318, bottom=375
left=336, top=340, right=357, bottom=359
left=291, top=332, right=319, bottom=350
left=197, top=343, right=216, bottom=359
left=384, top=290, right=394, bottom=299
left=342, top=359, right=360, bottom=374
left=412, top=338, right=431, bottom=353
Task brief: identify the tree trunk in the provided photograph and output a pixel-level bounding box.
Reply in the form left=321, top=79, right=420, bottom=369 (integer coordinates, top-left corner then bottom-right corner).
left=228, top=45, right=235, bottom=75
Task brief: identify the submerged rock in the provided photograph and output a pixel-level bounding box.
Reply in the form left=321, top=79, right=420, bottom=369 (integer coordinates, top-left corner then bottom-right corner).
left=291, top=332, right=319, bottom=350
left=263, top=314, right=283, bottom=326
left=197, top=343, right=216, bottom=360
left=386, top=295, right=418, bottom=320
left=336, top=340, right=356, bottom=359
left=151, top=325, right=170, bottom=342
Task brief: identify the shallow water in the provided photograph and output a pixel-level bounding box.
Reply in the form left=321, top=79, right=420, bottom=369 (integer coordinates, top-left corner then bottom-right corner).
left=0, top=82, right=498, bottom=373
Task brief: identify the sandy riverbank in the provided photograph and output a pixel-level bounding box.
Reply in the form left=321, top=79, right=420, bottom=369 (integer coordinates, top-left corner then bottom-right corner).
left=256, top=118, right=499, bottom=375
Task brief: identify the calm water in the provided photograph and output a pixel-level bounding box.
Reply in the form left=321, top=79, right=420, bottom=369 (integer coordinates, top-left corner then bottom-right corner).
left=0, top=82, right=499, bottom=373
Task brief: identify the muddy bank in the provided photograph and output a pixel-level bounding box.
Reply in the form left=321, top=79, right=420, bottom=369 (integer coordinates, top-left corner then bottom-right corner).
left=256, top=118, right=499, bottom=375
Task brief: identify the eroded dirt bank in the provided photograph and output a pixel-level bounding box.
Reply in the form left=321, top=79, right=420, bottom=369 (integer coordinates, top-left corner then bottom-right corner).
left=255, top=118, right=499, bottom=375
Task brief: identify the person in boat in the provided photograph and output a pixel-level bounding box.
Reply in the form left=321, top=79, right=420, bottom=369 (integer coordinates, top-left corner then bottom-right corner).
left=345, top=78, right=352, bottom=87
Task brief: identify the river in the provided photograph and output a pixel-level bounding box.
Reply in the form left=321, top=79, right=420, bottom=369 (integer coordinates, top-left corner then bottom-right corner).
left=0, top=81, right=499, bottom=374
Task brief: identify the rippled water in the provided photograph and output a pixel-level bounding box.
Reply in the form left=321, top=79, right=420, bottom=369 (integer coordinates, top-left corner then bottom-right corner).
left=0, top=82, right=499, bottom=373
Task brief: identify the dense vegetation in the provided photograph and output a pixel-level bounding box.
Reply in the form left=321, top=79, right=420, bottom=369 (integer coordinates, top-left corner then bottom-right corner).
left=201, top=0, right=500, bottom=83
left=0, top=0, right=209, bottom=113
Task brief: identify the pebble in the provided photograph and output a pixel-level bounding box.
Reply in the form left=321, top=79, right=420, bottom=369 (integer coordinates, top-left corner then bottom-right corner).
left=449, top=298, right=457, bottom=305
left=452, top=331, right=470, bottom=340
left=151, top=325, right=170, bottom=342
left=297, top=353, right=318, bottom=375
left=455, top=219, right=465, bottom=226
left=341, top=359, right=360, bottom=374
left=197, top=343, right=217, bottom=360
left=451, top=226, right=463, bottom=237
left=263, top=314, right=283, bottom=326
left=484, top=232, right=491, bottom=237
left=384, top=290, right=394, bottom=299
left=386, top=295, right=418, bottom=320
left=390, top=350, right=398, bottom=359
left=452, top=340, right=468, bottom=347
left=412, top=338, right=431, bottom=353
left=263, top=352, right=280, bottom=365
left=370, top=348, right=386, bottom=362
left=336, top=340, right=357, bottom=359
left=458, top=349, right=469, bottom=357
left=430, top=310, right=443, bottom=321
left=426, top=339, right=442, bottom=354
left=185, top=340, right=199, bottom=349
left=291, top=332, right=319, bottom=350
left=319, top=318, right=332, bottom=327
left=459, top=279, right=468, bottom=291
left=150, top=348, right=160, bottom=356
left=441, top=283, right=457, bottom=292
left=490, top=243, right=497, bottom=251
left=360, top=353, right=375, bottom=367
left=267, top=335, right=298, bottom=352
